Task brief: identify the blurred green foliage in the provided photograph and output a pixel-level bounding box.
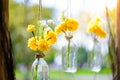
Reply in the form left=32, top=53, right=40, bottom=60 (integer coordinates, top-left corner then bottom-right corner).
left=77, top=47, right=88, bottom=68
left=15, top=68, right=112, bottom=80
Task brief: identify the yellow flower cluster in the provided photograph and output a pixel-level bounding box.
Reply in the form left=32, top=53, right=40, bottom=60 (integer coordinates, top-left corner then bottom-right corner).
left=37, top=38, right=50, bottom=52
left=27, top=24, right=57, bottom=52
left=28, top=37, right=50, bottom=52
left=87, top=17, right=107, bottom=38
left=65, top=18, right=79, bottom=31
left=27, top=25, right=36, bottom=32
left=55, top=18, right=79, bottom=34
left=45, top=31, right=57, bottom=44
left=28, top=37, right=38, bottom=51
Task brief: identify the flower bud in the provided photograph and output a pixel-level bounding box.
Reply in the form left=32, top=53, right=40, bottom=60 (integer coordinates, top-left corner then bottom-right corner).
left=38, top=20, right=48, bottom=28
left=44, top=27, right=52, bottom=32
left=47, top=19, right=55, bottom=26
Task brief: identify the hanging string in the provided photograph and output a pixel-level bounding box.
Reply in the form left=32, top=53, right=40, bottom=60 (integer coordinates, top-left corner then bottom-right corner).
left=67, top=0, right=72, bottom=17
left=69, top=0, right=72, bottom=17
left=37, top=0, right=43, bottom=37
left=91, top=0, right=95, bottom=20
left=38, top=0, right=42, bottom=20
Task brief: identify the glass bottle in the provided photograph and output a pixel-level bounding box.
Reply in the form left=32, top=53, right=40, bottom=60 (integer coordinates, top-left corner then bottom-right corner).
left=32, top=53, right=49, bottom=80
left=88, top=39, right=103, bottom=72
left=62, top=36, right=77, bottom=73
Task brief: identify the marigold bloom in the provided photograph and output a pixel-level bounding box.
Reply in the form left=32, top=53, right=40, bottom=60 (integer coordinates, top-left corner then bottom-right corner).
left=55, top=26, right=61, bottom=34
left=27, top=25, right=36, bottom=32
left=38, top=38, right=50, bottom=52
left=55, top=22, right=67, bottom=34
left=94, top=26, right=107, bottom=38
left=87, top=19, right=106, bottom=38
left=65, top=18, right=79, bottom=31
left=45, top=31, right=57, bottom=44
left=28, top=37, right=37, bottom=51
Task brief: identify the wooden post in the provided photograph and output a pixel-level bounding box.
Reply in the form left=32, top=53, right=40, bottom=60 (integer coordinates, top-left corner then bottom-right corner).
left=0, top=0, right=14, bottom=80
left=115, top=0, right=120, bottom=79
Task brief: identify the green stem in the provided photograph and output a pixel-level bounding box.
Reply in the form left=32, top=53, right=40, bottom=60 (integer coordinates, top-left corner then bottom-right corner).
left=66, top=39, right=70, bottom=67
left=32, top=31, right=35, bottom=38
left=32, top=58, right=39, bottom=80
left=41, top=27, right=44, bottom=38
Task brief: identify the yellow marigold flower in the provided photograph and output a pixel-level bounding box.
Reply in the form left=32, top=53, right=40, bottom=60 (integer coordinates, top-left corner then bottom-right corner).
left=28, top=37, right=37, bottom=51
left=45, top=31, right=57, bottom=44
left=55, top=26, right=61, bottom=34
left=87, top=20, right=107, bottom=38
left=65, top=18, right=79, bottom=32
left=27, top=25, right=36, bottom=32
left=38, top=38, right=50, bottom=52
left=55, top=22, right=67, bottom=34
left=94, top=26, right=107, bottom=38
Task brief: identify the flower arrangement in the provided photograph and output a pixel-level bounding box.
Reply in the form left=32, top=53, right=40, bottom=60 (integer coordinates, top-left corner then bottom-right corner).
left=27, top=20, right=57, bottom=80
left=87, top=17, right=107, bottom=72
left=55, top=14, right=79, bottom=36
left=87, top=17, right=107, bottom=38
left=27, top=20, right=57, bottom=54
left=55, top=13, right=79, bottom=72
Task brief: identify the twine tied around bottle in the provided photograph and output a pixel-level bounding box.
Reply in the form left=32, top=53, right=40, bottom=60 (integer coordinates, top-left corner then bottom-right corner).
left=65, top=35, right=73, bottom=40
left=35, top=52, right=45, bottom=58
